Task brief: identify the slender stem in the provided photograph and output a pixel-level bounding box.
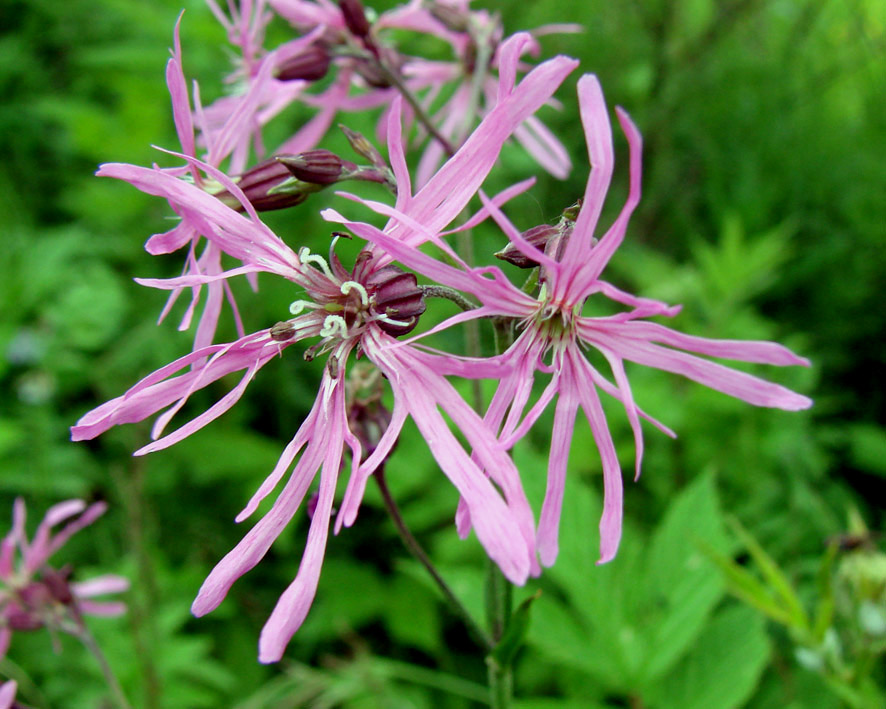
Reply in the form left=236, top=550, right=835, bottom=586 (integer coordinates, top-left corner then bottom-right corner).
left=359, top=52, right=456, bottom=157
left=484, top=300, right=517, bottom=708
left=73, top=617, right=133, bottom=709
left=457, top=16, right=495, bottom=145
left=485, top=560, right=514, bottom=709
left=116, top=454, right=161, bottom=709
left=419, top=284, right=478, bottom=312
left=374, top=468, right=494, bottom=652
left=487, top=659, right=513, bottom=709
left=377, top=657, right=490, bottom=704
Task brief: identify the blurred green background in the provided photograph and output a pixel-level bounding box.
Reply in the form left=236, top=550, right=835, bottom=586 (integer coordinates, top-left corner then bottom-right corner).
left=1, top=0, right=884, bottom=706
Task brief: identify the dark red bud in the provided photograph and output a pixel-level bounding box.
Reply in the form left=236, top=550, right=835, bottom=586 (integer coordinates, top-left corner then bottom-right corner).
left=277, top=150, right=356, bottom=185
left=5, top=605, right=45, bottom=631
left=429, top=4, right=470, bottom=33
left=275, top=43, right=332, bottom=82
left=356, top=47, right=402, bottom=88
left=43, top=566, right=74, bottom=605
left=494, top=225, right=559, bottom=269
left=348, top=399, right=393, bottom=457
left=216, top=157, right=308, bottom=212
left=340, top=0, right=371, bottom=37
left=367, top=266, right=426, bottom=337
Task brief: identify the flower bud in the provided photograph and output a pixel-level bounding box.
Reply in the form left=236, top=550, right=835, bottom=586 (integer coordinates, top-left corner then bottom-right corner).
left=348, top=398, right=393, bottom=457
left=339, top=124, right=385, bottom=169
left=340, top=0, right=371, bottom=38
left=356, top=47, right=402, bottom=88
left=367, top=265, right=426, bottom=337
left=429, top=3, right=470, bottom=33
left=277, top=150, right=357, bottom=185
left=495, top=225, right=559, bottom=269
left=275, top=43, right=332, bottom=82
left=215, top=158, right=309, bottom=212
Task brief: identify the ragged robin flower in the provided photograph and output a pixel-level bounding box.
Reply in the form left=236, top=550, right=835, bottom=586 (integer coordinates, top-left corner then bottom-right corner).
left=0, top=499, right=129, bottom=659
left=335, top=73, right=813, bottom=569
left=73, top=48, right=577, bottom=662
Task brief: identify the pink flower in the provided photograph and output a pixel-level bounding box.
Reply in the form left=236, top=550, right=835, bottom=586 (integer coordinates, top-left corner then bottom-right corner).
left=111, top=16, right=337, bottom=353
left=269, top=1, right=576, bottom=186
left=337, top=73, right=812, bottom=568
left=74, top=51, right=577, bottom=662
left=0, top=681, right=16, bottom=709
left=0, top=499, right=129, bottom=659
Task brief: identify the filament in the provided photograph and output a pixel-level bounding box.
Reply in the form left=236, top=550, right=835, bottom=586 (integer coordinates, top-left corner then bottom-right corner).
left=298, top=246, right=335, bottom=280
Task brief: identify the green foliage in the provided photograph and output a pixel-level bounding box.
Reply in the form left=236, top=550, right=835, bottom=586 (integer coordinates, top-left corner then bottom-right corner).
left=520, top=466, right=770, bottom=706
left=1, top=0, right=884, bottom=706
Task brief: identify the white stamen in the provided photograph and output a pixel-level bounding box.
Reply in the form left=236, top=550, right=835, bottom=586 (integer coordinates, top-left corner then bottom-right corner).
left=298, top=246, right=335, bottom=280
left=340, top=281, right=369, bottom=306
left=289, top=299, right=324, bottom=315
left=374, top=312, right=414, bottom=328
left=320, top=314, right=348, bottom=339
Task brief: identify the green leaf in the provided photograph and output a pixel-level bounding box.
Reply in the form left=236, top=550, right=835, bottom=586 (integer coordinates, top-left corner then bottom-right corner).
left=641, top=473, right=729, bottom=682
left=644, top=605, right=769, bottom=709
left=727, top=517, right=808, bottom=631
left=701, top=543, right=797, bottom=627
left=846, top=424, right=886, bottom=477
left=490, top=590, right=542, bottom=668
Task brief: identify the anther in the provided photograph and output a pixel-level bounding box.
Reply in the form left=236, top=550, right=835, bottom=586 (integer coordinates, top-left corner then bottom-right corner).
left=327, top=355, right=340, bottom=379
left=304, top=344, right=321, bottom=362
left=270, top=321, right=297, bottom=342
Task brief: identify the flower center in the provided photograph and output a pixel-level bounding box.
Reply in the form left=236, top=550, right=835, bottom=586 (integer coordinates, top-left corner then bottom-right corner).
left=274, top=248, right=427, bottom=360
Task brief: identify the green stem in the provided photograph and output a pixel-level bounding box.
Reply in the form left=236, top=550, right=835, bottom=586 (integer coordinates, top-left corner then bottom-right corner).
left=374, top=468, right=494, bottom=653
left=487, top=661, right=513, bottom=709
left=419, top=284, right=478, bottom=312
left=457, top=16, right=495, bottom=145
left=73, top=617, right=133, bottom=709
left=485, top=560, right=514, bottom=708
left=364, top=54, right=456, bottom=157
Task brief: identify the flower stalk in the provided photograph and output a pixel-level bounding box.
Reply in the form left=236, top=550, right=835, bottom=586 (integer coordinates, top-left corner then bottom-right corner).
left=373, top=468, right=493, bottom=653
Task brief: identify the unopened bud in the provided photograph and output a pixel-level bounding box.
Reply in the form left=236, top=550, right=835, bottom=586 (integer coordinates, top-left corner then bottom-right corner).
left=429, top=3, right=470, bottom=33
left=367, top=265, right=426, bottom=337
left=339, top=124, right=385, bottom=169
left=215, top=158, right=309, bottom=212
left=340, top=0, right=371, bottom=38
left=495, top=225, right=559, bottom=269
left=348, top=398, right=393, bottom=456
left=277, top=150, right=356, bottom=185
left=356, top=47, right=401, bottom=88
left=275, top=43, right=331, bottom=82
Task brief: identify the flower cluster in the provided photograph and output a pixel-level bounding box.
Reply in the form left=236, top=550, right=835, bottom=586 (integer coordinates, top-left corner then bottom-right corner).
left=72, top=0, right=811, bottom=662
left=0, top=499, right=129, bottom=659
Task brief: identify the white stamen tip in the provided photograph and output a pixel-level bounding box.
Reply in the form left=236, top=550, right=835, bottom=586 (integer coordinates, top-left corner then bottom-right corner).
left=298, top=246, right=335, bottom=280
left=320, top=314, right=348, bottom=339
left=340, top=281, right=369, bottom=306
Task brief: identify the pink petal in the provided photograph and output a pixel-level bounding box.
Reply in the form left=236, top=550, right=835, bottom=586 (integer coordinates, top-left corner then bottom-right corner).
left=257, top=435, right=340, bottom=663
left=556, top=74, right=614, bottom=285
left=568, top=349, right=624, bottom=564
left=566, top=105, right=643, bottom=298
left=536, top=373, right=578, bottom=566
left=589, top=327, right=813, bottom=411
left=71, top=574, right=131, bottom=597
